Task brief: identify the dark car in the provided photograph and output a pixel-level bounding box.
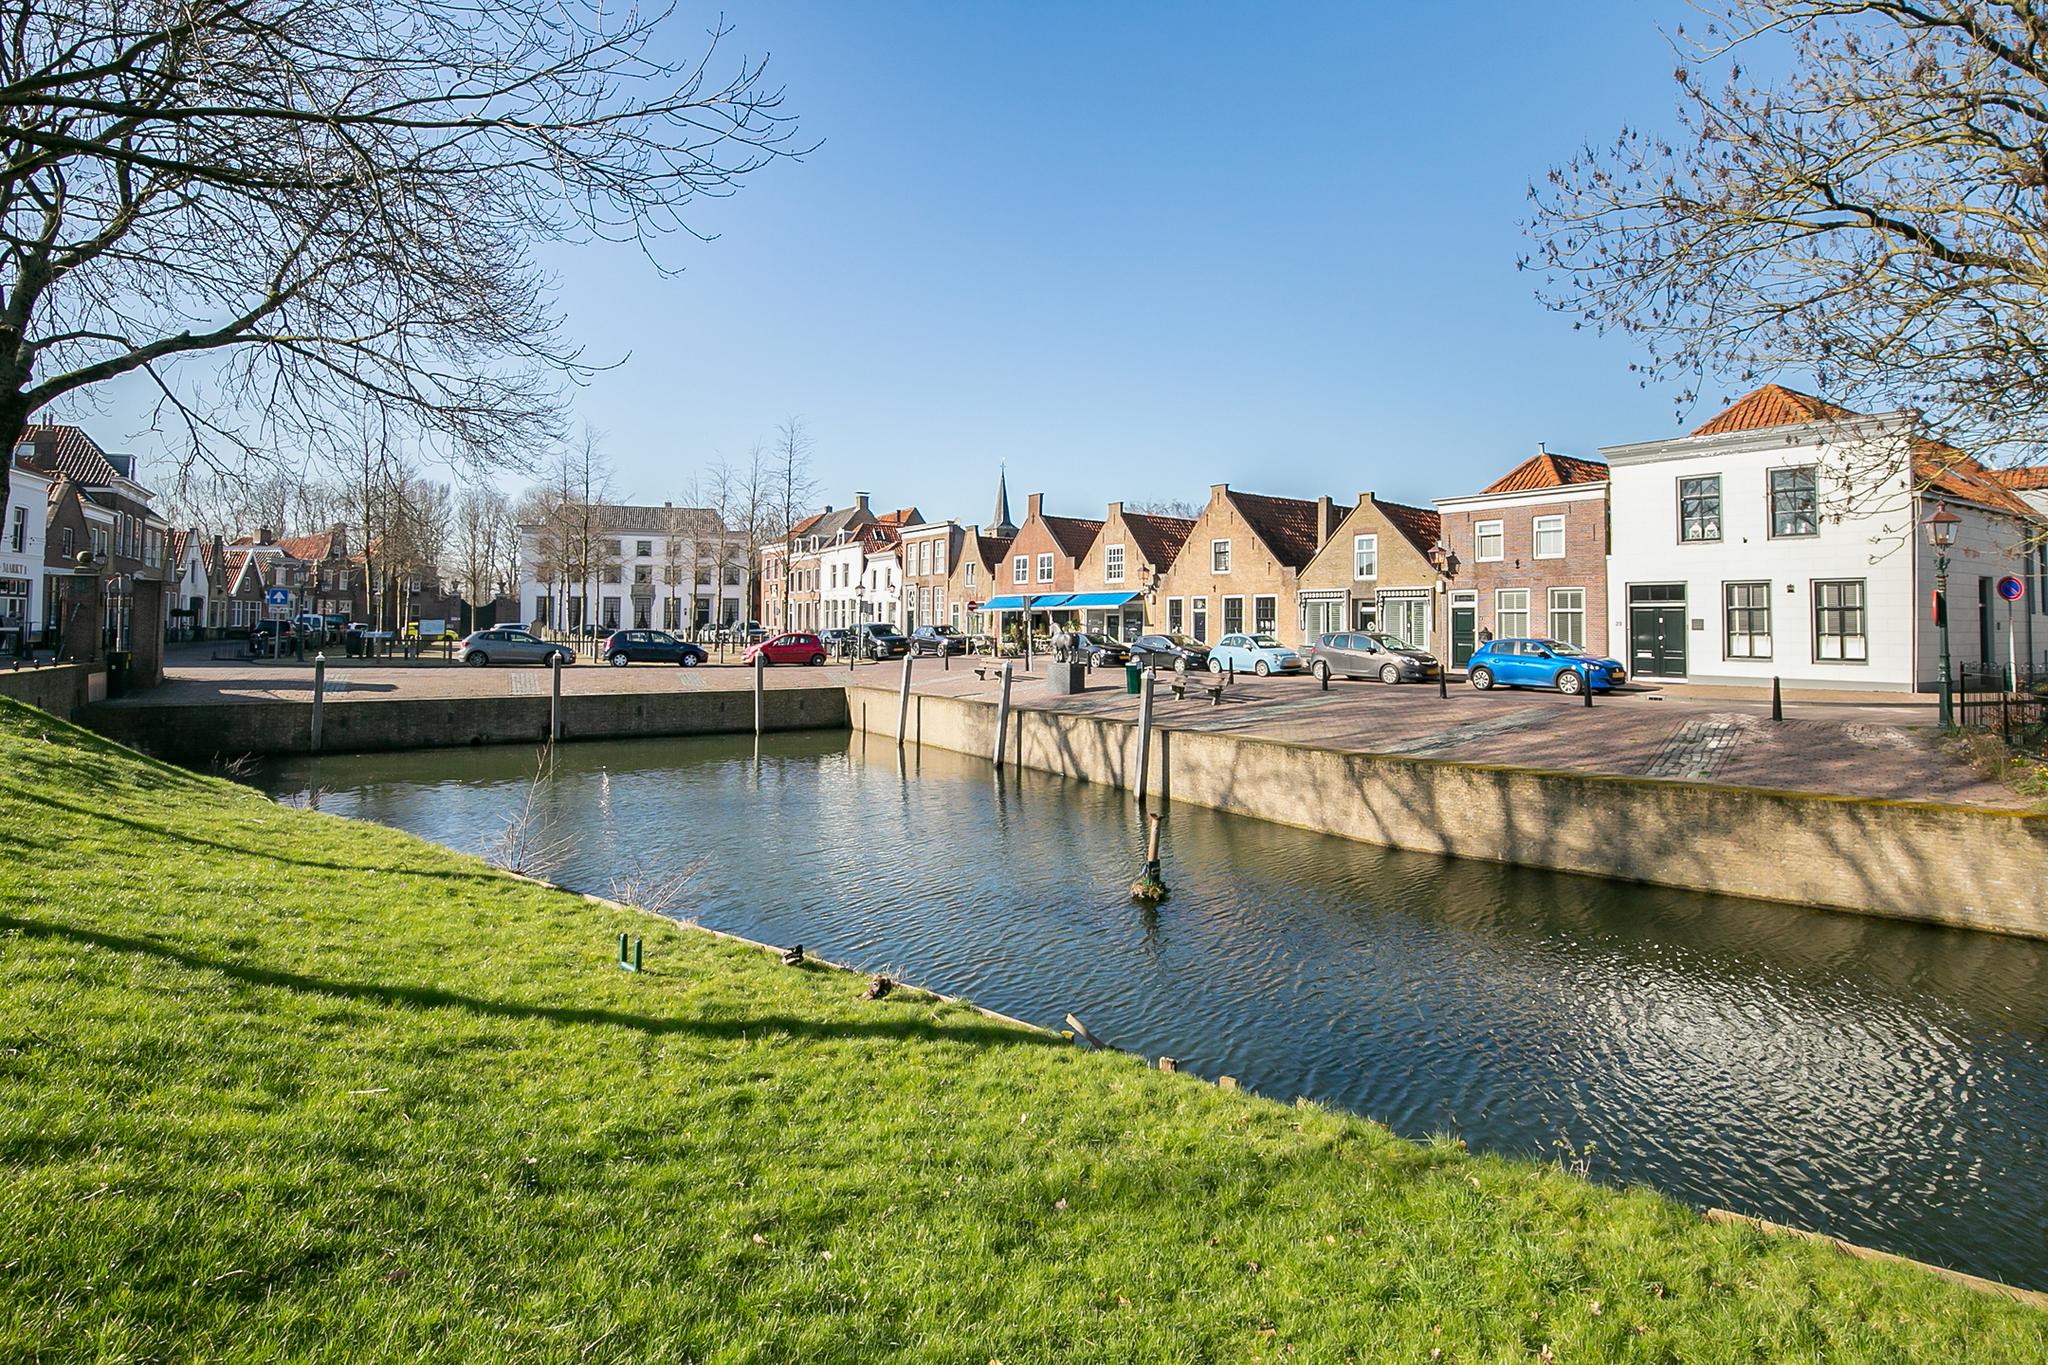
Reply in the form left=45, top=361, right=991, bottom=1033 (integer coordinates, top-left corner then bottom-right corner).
left=1127, top=632, right=1209, bottom=671
left=1063, top=632, right=1130, bottom=667
left=600, top=629, right=708, bottom=667
left=851, top=623, right=911, bottom=660
left=248, top=619, right=296, bottom=647
left=1301, top=631, right=1441, bottom=684
left=909, top=624, right=969, bottom=656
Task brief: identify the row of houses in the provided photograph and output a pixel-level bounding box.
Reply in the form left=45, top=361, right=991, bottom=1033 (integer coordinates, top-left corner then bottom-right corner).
left=757, top=385, right=2048, bottom=693
left=515, top=502, right=754, bottom=634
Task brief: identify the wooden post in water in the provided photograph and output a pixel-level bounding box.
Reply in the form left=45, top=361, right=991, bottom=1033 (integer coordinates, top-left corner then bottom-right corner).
left=896, top=652, right=913, bottom=747
left=310, top=653, right=325, bottom=753
left=753, top=649, right=766, bottom=735
left=550, top=655, right=563, bottom=742
left=1129, top=811, right=1168, bottom=902
left=993, top=660, right=1013, bottom=768
left=1134, top=669, right=1156, bottom=805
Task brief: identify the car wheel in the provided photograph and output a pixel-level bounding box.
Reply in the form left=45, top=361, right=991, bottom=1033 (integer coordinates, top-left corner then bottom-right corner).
left=1313, top=660, right=1330, bottom=683
left=808, top=653, right=826, bottom=666
left=1380, top=663, right=1401, bottom=685
left=1470, top=666, right=1494, bottom=691
left=609, top=653, right=630, bottom=667
left=465, top=652, right=489, bottom=668
left=679, top=654, right=701, bottom=668
left=1208, top=657, right=1224, bottom=674
left=1175, top=657, right=1189, bottom=673
left=1255, top=659, right=1271, bottom=676
left=1556, top=668, right=1585, bottom=695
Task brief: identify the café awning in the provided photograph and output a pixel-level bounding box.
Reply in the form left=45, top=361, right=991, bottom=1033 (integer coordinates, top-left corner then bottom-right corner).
left=1062, top=591, right=1140, bottom=608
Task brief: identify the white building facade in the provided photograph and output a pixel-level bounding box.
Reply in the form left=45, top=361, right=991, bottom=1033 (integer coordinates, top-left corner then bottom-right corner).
left=518, top=503, right=749, bottom=634
left=1603, top=386, right=2041, bottom=690
left=2, top=461, right=51, bottom=652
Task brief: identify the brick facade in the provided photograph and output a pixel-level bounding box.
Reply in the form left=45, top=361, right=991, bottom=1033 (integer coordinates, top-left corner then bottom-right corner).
left=1070, top=502, right=1196, bottom=638
left=1153, top=484, right=1342, bottom=646
left=1435, top=451, right=1610, bottom=664
left=1296, top=493, right=1446, bottom=651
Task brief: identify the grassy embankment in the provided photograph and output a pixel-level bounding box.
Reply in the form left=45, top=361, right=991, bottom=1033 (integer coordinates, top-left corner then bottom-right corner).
left=2, top=697, right=2043, bottom=1362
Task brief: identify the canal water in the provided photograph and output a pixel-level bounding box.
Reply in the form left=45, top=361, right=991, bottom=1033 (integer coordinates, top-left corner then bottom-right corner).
left=262, top=731, right=2048, bottom=1291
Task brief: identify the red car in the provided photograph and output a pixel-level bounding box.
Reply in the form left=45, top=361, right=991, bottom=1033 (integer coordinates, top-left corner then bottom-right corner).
left=746, top=632, right=828, bottom=666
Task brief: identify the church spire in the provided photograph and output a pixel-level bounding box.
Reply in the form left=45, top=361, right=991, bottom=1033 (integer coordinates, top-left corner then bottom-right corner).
left=989, top=464, right=1018, bottom=537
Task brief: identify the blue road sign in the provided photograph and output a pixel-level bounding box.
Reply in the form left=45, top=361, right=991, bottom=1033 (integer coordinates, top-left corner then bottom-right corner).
left=265, top=587, right=291, bottom=609
left=1997, top=574, right=2025, bottom=602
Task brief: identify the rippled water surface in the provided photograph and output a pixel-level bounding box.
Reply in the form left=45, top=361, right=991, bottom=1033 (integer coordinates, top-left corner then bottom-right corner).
left=262, top=732, right=2048, bottom=1289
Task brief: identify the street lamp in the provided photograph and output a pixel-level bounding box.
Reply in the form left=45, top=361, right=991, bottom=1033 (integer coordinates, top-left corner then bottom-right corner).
left=1922, top=498, right=1961, bottom=727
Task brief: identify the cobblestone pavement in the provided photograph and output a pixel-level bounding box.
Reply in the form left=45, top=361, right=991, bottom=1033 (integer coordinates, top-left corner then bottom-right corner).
left=132, top=645, right=2020, bottom=808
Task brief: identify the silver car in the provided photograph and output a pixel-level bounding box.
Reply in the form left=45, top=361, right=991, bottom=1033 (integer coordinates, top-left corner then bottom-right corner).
left=457, top=628, right=576, bottom=668
left=1301, top=631, right=1441, bottom=684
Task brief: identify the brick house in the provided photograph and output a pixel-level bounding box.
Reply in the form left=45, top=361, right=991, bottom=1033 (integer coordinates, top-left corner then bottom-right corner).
left=1435, top=449, right=1611, bottom=666
left=983, top=493, right=1102, bottom=639
left=761, top=494, right=885, bottom=632
left=1154, top=484, right=1343, bottom=645
left=1296, top=493, right=1445, bottom=651
left=899, top=519, right=964, bottom=634
left=946, top=525, right=1014, bottom=638
left=1069, top=502, right=1195, bottom=639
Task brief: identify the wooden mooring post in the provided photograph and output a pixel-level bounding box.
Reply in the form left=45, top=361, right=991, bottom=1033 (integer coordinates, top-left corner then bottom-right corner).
left=993, top=660, right=1014, bottom=768
left=753, top=650, right=766, bottom=736
left=1134, top=669, right=1156, bottom=804
left=549, top=656, right=563, bottom=742
left=310, top=653, right=325, bottom=753
left=896, top=652, right=913, bottom=747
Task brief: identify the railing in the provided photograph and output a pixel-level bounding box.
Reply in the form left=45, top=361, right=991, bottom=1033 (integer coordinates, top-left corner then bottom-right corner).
left=1955, top=664, right=2047, bottom=743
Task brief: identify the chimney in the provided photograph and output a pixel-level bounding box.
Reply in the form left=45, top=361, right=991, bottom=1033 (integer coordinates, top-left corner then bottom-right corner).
left=257, top=526, right=274, bottom=545
left=1107, top=501, right=1123, bottom=519
left=1027, top=492, right=1043, bottom=520
left=663, top=500, right=672, bottom=509
left=1315, top=495, right=1334, bottom=550
left=853, top=491, right=871, bottom=515
left=1538, top=442, right=1548, bottom=455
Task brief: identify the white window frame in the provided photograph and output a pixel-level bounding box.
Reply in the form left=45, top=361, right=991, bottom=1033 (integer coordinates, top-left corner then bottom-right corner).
left=1036, top=553, right=1054, bottom=583
left=1353, top=534, right=1378, bottom=580
left=1495, top=588, right=1530, bottom=637
left=1013, top=556, right=1028, bottom=585
left=1532, top=515, right=1565, bottom=560
left=1475, top=520, right=1505, bottom=562
left=1252, top=594, right=1277, bottom=635
left=1547, top=587, right=1585, bottom=649
left=1210, top=539, right=1232, bottom=574
left=1104, top=543, right=1126, bottom=584
left=1222, top=595, right=1245, bottom=635
left=1191, top=596, right=1209, bottom=641
left=1166, top=596, right=1185, bottom=634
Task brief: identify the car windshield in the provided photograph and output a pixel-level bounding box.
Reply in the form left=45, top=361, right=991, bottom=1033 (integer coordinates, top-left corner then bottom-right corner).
left=1535, top=639, right=1587, bottom=656
left=1250, top=635, right=1284, bottom=649
left=1365, top=633, right=1415, bottom=652
left=1163, top=634, right=1201, bottom=648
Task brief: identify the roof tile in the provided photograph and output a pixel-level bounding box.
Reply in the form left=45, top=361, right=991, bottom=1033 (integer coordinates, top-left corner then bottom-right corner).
left=1224, top=490, right=1332, bottom=569
left=1479, top=451, right=1609, bottom=495
left=1690, top=384, right=1856, bottom=437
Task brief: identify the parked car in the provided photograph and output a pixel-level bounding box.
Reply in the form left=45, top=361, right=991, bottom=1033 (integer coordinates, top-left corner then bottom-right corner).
left=1302, top=631, right=1441, bottom=684
left=746, top=632, right=829, bottom=666
left=1128, top=632, right=1210, bottom=671
left=1467, top=638, right=1625, bottom=695
left=291, top=612, right=331, bottom=644
left=908, top=624, right=969, bottom=657
left=818, top=628, right=851, bottom=655
left=850, top=623, right=911, bottom=660
left=600, top=629, right=707, bottom=667
left=1206, top=632, right=1303, bottom=676
left=248, top=619, right=296, bottom=647
left=1061, top=631, right=1130, bottom=667
left=456, top=627, right=576, bottom=668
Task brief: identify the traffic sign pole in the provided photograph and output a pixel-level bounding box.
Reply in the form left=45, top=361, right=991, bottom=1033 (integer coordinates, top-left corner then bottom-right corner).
left=1997, top=575, right=2026, bottom=692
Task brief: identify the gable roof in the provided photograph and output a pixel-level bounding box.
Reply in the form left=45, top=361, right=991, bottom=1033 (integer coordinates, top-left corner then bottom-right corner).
left=1992, top=465, right=2048, bottom=492
left=169, top=529, right=191, bottom=566
left=1913, top=441, right=2040, bottom=519
left=17, top=424, right=124, bottom=487
left=1691, top=384, right=1856, bottom=437
left=1121, top=512, right=1195, bottom=568
left=1223, top=489, right=1331, bottom=569
left=1480, top=451, right=1609, bottom=495
left=1374, top=498, right=1443, bottom=558
left=874, top=506, right=922, bottom=529
left=1040, top=513, right=1104, bottom=561
left=277, top=530, right=342, bottom=561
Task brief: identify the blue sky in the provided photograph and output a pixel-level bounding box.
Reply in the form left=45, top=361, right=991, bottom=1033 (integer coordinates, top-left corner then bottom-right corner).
left=119, top=3, right=1749, bottom=519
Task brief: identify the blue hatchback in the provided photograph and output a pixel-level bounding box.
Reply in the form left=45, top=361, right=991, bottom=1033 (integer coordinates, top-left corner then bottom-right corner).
left=1467, top=638, right=1625, bottom=695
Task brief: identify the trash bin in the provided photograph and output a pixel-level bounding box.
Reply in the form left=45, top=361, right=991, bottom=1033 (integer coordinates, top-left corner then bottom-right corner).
left=1125, top=663, right=1143, bottom=695
left=106, top=650, right=132, bottom=699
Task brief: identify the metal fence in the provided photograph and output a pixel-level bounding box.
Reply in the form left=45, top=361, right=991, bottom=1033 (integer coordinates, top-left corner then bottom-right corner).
left=1955, top=664, right=2047, bottom=742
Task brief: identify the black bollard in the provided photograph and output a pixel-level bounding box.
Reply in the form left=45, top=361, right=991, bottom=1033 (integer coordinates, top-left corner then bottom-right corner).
left=1583, top=664, right=1593, bottom=708
left=1771, top=675, right=1783, bottom=722
left=1438, top=668, right=1447, bottom=700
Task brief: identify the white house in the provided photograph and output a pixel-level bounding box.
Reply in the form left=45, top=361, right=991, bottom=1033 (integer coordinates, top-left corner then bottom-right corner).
left=1603, top=384, right=2043, bottom=691
left=517, top=502, right=749, bottom=634
left=2, top=458, right=51, bottom=653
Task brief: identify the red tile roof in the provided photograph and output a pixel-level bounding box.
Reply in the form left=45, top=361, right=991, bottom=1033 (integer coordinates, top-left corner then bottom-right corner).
left=1122, top=512, right=1195, bottom=568
left=1375, top=498, right=1443, bottom=558
left=874, top=507, right=922, bottom=529
left=1225, top=490, right=1332, bottom=569
left=277, top=530, right=340, bottom=561
left=1479, top=451, right=1609, bottom=495
left=17, top=424, right=123, bottom=486
left=1690, top=384, right=1856, bottom=436
left=1992, top=465, right=2048, bottom=491
left=169, top=529, right=191, bottom=565
left=1913, top=441, right=2040, bottom=519
left=1041, top=514, right=1104, bottom=562
left=788, top=510, right=827, bottom=537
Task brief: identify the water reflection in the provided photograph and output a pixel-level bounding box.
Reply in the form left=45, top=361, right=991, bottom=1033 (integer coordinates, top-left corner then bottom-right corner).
left=262, top=731, right=2048, bottom=1290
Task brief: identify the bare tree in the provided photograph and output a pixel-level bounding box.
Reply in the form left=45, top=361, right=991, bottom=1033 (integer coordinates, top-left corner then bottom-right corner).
left=1126, top=498, right=1201, bottom=521
left=0, top=0, right=805, bottom=541
left=451, top=483, right=516, bottom=632
left=1528, top=2, right=2048, bottom=471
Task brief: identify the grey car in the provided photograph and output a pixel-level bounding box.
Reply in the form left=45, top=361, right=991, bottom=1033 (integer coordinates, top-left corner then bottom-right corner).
left=1301, top=631, right=1440, bottom=684
left=457, top=628, right=576, bottom=668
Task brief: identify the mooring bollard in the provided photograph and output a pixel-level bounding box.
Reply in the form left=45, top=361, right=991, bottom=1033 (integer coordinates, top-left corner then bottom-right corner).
left=896, top=652, right=914, bottom=747
left=1135, top=669, right=1156, bottom=805
left=1771, top=674, right=1783, bottom=722
left=1438, top=668, right=1447, bottom=700
left=1129, top=810, right=1168, bottom=902
left=753, top=649, right=765, bottom=735
left=550, top=654, right=563, bottom=742
left=310, top=653, right=326, bottom=753
left=993, top=660, right=1014, bottom=768
left=1583, top=663, right=1593, bottom=708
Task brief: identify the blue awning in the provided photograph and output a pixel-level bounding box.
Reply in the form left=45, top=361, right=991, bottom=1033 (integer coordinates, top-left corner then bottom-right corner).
left=978, top=595, right=1027, bottom=611
left=1062, top=591, right=1140, bottom=608
left=977, top=594, right=1080, bottom=611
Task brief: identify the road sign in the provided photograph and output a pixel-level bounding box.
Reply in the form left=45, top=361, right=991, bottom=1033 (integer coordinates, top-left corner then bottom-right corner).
left=1997, top=574, right=2025, bottom=602
left=265, top=586, right=291, bottom=611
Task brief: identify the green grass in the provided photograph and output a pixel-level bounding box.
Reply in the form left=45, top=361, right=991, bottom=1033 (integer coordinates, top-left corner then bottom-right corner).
left=1, top=698, right=2042, bottom=1363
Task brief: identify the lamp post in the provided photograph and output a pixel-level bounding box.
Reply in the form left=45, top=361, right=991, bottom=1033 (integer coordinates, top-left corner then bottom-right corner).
left=1922, top=498, right=1961, bottom=728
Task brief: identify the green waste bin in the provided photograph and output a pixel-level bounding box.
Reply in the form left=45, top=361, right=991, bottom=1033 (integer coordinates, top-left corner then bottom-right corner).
left=1125, top=663, right=1143, bottom=695
left=106, top=650, right=132, bottom=699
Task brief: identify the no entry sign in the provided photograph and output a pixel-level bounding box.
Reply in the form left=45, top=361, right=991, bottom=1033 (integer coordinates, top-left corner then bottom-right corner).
left=1998, top=574, right=2026, bottom=602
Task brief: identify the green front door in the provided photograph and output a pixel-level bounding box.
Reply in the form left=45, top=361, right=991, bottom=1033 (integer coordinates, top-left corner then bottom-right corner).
left=1628, top=584, right=1688, bottom=678
left=1450, top=603, right=1477, bottom=667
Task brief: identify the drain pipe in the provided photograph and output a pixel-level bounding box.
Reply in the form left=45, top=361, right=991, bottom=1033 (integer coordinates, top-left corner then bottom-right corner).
left=896, top=652, right=913, bottom=747
left=993, top=660, right=1013, bottom=768
left=1134, top=669, right=1155, bottom=805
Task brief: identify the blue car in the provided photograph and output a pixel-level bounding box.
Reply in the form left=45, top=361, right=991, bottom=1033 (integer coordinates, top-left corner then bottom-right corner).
left=1467, top=638, right=1625, bottom=695
left=1206, top=632, right=1304, bottom=676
